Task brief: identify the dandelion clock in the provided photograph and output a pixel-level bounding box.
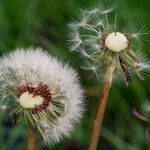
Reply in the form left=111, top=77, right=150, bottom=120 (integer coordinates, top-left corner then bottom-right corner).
left=68, top=2, right=148, bottom=150
left=0, top=48, right=84, bottom=150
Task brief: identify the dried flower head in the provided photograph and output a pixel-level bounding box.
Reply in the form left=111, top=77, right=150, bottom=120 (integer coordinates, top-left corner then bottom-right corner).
left=0, top=48, right=84, bottom=144
left=68, top=3, right=148, bottom=84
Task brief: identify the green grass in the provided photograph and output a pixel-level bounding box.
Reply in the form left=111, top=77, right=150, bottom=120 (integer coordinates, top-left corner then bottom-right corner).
left=0, top=0, right=150, bottom=149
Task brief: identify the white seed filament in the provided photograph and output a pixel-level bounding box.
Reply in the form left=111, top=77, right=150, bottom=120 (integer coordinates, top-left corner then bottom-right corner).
left=105, top=32, right=128, bottom=52
left=18, top=91, right=44, bottom=109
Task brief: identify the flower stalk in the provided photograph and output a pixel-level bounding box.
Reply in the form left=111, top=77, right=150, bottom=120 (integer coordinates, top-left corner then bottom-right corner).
left=28, top=127, right=36, bottom=150
left=88, top=65, right=115, bottom=150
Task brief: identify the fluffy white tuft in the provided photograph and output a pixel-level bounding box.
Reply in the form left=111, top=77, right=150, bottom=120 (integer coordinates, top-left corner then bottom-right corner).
left=0, top=48, right=84, bottom=145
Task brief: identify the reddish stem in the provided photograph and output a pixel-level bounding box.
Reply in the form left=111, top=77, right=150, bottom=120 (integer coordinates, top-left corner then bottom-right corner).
left=27, top=127, right=36, bottom=150
left=88, top=66, right=115, bottom=150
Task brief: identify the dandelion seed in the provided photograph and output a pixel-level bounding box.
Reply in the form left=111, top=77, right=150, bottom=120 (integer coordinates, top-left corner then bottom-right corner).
left=137, top=62, right=150, bottom=71
left=0, top=48, right=84, bottom=146
left=0, top=105, right=7, bottom=112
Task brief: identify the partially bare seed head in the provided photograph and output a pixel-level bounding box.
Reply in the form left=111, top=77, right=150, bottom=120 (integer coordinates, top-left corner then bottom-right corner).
left=105, top=32, right=128, bottom=52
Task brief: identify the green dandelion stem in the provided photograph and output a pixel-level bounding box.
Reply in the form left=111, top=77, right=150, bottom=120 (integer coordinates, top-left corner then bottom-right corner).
left=88, top=65, right=115, bottom=150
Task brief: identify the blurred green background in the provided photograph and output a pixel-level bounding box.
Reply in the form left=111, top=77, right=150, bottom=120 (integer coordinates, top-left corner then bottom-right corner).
left=0, top=0, right=150, bottom=150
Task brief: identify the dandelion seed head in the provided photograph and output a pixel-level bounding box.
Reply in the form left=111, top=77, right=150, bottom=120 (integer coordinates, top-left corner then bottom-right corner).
left=0, top=48, right=84, bottom=144
left=68, top=2, right=147, bottom=84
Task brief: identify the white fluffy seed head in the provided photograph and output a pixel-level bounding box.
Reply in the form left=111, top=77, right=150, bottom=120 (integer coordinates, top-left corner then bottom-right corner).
left=0, top=48, right=84, bottom=145
left=19, top=92, right=44, bottom=109
left=105, top=32, right=128, bottom=52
